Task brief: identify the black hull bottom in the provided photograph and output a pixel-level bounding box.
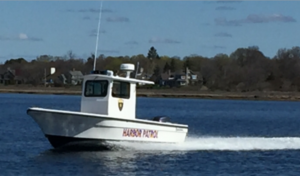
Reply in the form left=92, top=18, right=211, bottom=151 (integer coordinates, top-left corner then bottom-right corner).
left=45, top=135, right=111, bottom=151
left=45, top=135, right=176, bottom=151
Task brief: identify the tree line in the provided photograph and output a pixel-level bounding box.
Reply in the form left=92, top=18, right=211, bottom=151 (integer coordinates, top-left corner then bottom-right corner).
left=1, top=46, right=300, bottom=92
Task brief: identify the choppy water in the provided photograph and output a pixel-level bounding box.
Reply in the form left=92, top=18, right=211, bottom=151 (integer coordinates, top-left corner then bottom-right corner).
left=1, top=93, right=300, bottom=175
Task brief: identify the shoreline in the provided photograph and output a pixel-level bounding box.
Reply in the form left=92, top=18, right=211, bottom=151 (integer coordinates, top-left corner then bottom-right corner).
left=1, top=87, right=300, bottom=101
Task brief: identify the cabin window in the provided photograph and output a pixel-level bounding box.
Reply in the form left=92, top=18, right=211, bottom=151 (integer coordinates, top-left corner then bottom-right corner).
left=84, top=80, right=108, bottom=97
left=112, top=81, right=130, bottom=99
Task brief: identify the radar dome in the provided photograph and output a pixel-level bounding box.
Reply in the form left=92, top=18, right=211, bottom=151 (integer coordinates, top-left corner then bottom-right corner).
left=120, top=63, right=135, bottom=78
left=120, top=63, right=135, bottom=71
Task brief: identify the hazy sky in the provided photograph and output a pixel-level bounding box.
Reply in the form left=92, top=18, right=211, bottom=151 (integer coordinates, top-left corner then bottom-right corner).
left=0, top=1, right=299, bottom=62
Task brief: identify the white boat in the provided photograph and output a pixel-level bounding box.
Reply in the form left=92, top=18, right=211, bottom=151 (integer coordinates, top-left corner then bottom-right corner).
left=27, top=63, right=188, bottom=149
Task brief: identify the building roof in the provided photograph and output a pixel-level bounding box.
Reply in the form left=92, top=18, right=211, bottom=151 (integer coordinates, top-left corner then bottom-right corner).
left=160, top=73, right=170, bottom=80
left=69, top=70, right=83, bottom=77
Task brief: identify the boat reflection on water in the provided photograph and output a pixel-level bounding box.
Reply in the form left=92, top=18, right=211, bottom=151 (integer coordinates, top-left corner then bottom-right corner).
left=32, top=144, right=187, bottom=176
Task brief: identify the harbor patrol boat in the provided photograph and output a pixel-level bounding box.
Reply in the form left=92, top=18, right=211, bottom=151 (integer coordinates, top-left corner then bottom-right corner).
left=27, top=63, right=188, bottom=149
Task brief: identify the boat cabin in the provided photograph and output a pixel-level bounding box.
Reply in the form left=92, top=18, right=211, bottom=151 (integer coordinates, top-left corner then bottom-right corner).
left=80, top=63, right=154, bottom=119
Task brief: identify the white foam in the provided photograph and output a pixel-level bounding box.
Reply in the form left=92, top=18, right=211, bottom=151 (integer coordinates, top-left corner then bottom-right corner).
left=106, top=136, right=300, bottom=151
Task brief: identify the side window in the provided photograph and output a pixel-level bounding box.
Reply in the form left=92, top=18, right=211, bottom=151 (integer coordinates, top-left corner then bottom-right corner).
left=112, top=81, right=130, bottom=99
left=84, top=80, right=108, bottom=97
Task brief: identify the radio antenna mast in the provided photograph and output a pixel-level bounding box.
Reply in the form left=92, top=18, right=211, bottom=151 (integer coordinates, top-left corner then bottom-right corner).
left=93, top=1, right=103, bottom=71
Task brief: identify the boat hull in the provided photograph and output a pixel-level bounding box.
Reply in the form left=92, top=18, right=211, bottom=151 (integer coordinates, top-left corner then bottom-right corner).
left=45, top=135, right=110, bottom=150
left=27, top=107, right=188, bottom=149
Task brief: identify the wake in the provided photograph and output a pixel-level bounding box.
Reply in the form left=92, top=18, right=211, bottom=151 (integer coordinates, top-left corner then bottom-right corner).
left=107, top=136, right=300, bottom=151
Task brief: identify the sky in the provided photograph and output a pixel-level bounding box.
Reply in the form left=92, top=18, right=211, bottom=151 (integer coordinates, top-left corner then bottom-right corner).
left=0, top=1, right=300, bottom=62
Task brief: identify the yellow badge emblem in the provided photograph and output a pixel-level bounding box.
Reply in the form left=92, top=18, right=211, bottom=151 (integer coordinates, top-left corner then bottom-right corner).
left=118, top=99, right=124, bottom=111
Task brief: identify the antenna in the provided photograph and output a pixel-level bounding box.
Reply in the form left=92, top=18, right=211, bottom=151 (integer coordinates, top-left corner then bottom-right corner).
left=93, top=1, right=103, bottom=71
left=135, top=62, right=139, bottom=78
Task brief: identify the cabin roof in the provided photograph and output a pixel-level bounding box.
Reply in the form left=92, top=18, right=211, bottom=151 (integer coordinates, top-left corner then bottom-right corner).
left=84, top=74, right=154, bottom=84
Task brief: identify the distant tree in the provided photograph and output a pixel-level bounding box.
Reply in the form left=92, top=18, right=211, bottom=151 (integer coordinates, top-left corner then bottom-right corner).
left=199, top=60, right=217, bottom=89
left=276, top=46, right=300, bottom=60
left=66, top=50, right=76, bottom=60
left=274, top=46, right=300, bottom=91
left=163, top=62, right=171, bottom=73
left=150, top=64, right=161, bottom=84
left=147, top=46, right=160, bottom=61
left=170, top=58, right=176, bottom=72
left=88, top=53, right=95, bottom=61
left=36, top=55, right=54, bottom=62
left=4, top=58, right=27, bottom=65
left=183, top=57, right=191, bottom=69
left=104, top=56, right=123, bottom=72
left=212, top=53, right=231, bottom=87
left=248, top=45, right=259, bottom=51
left=230, top=48, right=247, bottom=67
left=169, top=57, right=183, bottom=72
left=159, top=55, right=170, bottom=62
left=130, top=54, right=151, bottom=74
left=4, top=45, right=300, bottom=91
left=153, top=65, right=161, bottom=76
left=146, top=46, right=160, bottom=75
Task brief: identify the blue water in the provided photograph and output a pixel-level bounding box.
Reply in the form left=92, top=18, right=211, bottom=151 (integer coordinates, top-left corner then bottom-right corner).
left=1, top=93, right=300, bottom=175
